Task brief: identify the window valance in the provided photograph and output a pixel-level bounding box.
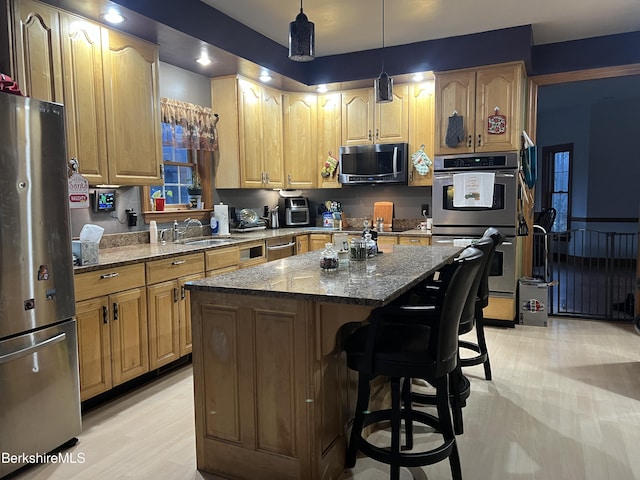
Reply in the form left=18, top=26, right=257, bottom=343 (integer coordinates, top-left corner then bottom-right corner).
left=160, top=98, right=219, bottom=152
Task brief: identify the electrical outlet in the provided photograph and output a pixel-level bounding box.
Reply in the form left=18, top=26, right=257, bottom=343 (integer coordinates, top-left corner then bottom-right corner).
left=421, top=204, right=429, bottom=217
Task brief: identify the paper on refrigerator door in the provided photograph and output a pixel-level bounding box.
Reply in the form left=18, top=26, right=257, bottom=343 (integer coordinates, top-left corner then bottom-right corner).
left=452, top=172, right=495, bottom=208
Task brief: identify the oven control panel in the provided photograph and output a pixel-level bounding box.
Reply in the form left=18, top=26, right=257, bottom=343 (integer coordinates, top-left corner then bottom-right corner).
left=434, top=151, right=519, bottom=171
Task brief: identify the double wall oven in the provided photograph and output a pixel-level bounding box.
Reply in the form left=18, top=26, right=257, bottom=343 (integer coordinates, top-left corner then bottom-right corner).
left=432, top=152, right=520, bottom=298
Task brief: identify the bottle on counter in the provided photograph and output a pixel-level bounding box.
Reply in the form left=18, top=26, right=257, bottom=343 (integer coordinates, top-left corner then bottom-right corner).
left=320, top=243, right=339, bottom=272
left=210, top=213, right=218, bottom=235
left=149, top=220, right=158, bottom=244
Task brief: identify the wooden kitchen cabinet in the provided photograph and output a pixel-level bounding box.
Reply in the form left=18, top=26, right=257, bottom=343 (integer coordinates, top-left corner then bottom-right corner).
left=309, top=233, right=332, bottom=251
left=212, top=76, right=284, bottom=189
left=408, top=81, right=436, bottom=187
left=146, top=253, right=204, bottom=368
left=398, top=235, right=431, bottom=246
left=11, top=0, right=63, bottom=103
left=8, top=0, right=162, bottom=185
left=74, top=263, right=148, bottom=400
left=296, top=234, right=309, bottom=254
left=102, top=28, right=162, bottom=185
left=341, top=85, right=409, bottom=146
left=434, top=62, right=526, bottom=154
left=59, top=12, right=108, bottom=184
left=317, top=93, right=342, bottom=188
left=283, top=93, right=317, bottom=189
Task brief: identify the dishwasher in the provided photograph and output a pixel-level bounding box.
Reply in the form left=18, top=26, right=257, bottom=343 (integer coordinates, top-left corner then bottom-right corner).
left=266, top=236, right=297, bottom=261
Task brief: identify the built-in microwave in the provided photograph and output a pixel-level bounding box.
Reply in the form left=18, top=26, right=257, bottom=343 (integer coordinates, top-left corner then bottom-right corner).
left=338, top=143, right=408, bottom=185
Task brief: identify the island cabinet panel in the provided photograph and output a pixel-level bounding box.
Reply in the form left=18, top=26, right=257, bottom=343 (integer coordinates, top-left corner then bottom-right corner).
left=200, top=304, right=242, bottom=443
left=192, top=293, right=314, bottom=480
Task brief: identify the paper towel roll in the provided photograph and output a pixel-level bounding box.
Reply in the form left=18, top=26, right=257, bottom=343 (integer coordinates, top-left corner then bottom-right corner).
left=214, top=203, right=229, bottom=235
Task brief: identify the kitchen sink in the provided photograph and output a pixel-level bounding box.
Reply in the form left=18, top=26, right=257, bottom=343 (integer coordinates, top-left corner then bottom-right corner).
left=183, top=237, right=237, bottom=246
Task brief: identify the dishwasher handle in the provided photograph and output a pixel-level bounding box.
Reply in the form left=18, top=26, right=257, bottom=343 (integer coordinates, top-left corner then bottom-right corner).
left=267, top=241, right=296, bottom=251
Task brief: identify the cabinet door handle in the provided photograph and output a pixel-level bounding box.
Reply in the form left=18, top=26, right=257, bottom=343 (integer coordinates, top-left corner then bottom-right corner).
left=409, top=168, right=413, bottom=182
left=266, top=172, right=270, bottom=183
left=368, top=129, right=372, bottom=141
left=181, top=285, right=186, bottom=300
left=113, top=302, right=119, bottom=321
left=103, top=305, right=109, bottom=324
left=287, top=173, right=292, bottom=185
left=477, top=134, right=482, bottom=147
left=467, top=134, right=472, bottom=147
left=100, top=272, right=119, bottom=279
left=375, top=128, right=379, bottom=140
left=174, top=287, right=179, bottom=303
left=171, top=260, right=186, bottom=266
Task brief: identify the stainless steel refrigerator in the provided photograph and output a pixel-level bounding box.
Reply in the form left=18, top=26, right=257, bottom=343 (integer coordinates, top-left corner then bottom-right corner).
left=0, top=92, right=81, bottom=477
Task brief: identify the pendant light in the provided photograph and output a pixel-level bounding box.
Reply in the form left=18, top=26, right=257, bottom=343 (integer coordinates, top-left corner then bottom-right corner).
left=288, top=0, right=315, bottom=62
left=374, top=0, right=393, bottom=103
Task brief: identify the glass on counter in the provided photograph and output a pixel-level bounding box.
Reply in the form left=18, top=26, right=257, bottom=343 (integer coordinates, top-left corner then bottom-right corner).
left=349, top=238, right=367, bottom=261
left=320, top=243, right=339, bottom=272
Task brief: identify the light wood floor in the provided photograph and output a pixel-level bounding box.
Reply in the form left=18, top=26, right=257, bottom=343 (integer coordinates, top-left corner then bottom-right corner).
left=11, top=318, right=640, bottom=480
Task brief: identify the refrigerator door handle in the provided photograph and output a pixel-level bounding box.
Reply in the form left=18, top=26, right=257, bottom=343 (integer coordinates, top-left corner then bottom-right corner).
left=0, top=333, right=66, bottom=365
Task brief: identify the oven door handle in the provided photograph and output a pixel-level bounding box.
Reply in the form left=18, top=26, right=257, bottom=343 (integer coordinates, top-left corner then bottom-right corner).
left=267, top=242, right=296, bottom=251
left=434, top=173, right=453, bottom=179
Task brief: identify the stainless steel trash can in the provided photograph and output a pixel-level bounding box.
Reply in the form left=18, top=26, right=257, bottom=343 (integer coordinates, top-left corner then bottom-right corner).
left=519, top=278, right=549, bottom=327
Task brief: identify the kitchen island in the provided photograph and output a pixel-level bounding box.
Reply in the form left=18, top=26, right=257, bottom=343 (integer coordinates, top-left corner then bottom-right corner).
left=186, top=244, right=461, bottom=480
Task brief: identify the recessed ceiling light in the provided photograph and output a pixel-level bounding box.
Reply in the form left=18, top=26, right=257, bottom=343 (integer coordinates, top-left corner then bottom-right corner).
left=196, top=53, right=212, bottom=66
left=259, top=73, right=272, bottom=82
left=316, top=84, right=328, bottom=93
left=412, top=73, right=424, bottom=82
left=102, top=9, right=124, bottom=24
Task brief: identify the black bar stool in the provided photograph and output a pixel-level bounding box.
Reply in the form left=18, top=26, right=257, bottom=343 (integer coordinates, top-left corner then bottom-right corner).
left=344, top=246, right=484, bottom=480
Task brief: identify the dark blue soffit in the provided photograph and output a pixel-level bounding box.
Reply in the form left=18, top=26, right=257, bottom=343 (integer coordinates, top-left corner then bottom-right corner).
left=112, top=0, right=639, bottom=82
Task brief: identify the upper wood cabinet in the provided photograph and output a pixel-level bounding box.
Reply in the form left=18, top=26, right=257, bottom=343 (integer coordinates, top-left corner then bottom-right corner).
left=102, top=29, right=162, bottom=185
left=12, top=0, right=63, bottom=102
left=8, top=0, right=162, bottom=185
left=212, top=76, right=284, bottom=188
left=59, top=12, right=108, bottom=184
left=317, top=93, right=342, bottom=188
left=434, top=62, right=526, bottom=154
left=283, top=92, right=317, bottom=189
left=408, top=81, right=436, bottom=187
left=341, top=85, right=409, bottom=146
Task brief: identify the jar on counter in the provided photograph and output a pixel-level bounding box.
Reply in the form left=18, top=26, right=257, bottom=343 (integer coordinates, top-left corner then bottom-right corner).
left=349, top=238, right=367, bottom=261
left=320, top=243, right=339, bottom=272
left=364, top=233, right=377, bottom=258
left=376, top=217, right=384, bottom=232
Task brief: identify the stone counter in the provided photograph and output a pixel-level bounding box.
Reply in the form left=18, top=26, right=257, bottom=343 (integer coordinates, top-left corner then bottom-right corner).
left=186, top=244, right=458, bottom=307
left=73, top=227, right=431, bottom=273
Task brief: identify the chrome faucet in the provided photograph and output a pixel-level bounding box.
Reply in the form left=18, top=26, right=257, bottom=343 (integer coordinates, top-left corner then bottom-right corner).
left=176, top=218, right=203, bottom=242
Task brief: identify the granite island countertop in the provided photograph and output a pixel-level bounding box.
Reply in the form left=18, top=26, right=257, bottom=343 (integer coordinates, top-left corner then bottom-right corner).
left=185, top=244, right=460, bottom=307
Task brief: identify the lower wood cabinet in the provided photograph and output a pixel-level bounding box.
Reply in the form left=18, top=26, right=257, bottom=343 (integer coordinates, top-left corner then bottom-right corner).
left=74, top=264, right=148, bottom=401
left=146, top=253, right=204, bottom=369
left=295, top=234, right=309, bottom=254
left=309, top=233, right=332, bottom=251
left=398, top=235, right=432, bottom=246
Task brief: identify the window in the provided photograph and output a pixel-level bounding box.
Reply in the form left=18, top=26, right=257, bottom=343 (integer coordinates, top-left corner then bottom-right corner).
left=541, top=144, right=572, bottom=231
left=149, top=122, right=196, bottom=207
left=142, top=98, right=218, bottom=222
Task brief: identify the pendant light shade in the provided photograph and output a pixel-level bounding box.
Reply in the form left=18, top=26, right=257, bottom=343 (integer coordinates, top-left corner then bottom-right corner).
left=288, top=1, right=315, bottom=62
left=375, top=0, right=393, bottom=103
left=375, top=72, right=393, bottom=103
